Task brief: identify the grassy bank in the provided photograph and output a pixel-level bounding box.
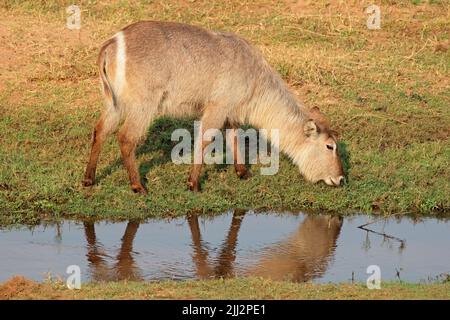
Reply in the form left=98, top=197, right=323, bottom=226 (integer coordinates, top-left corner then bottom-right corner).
left=1, top=276, right=450, bottom=300
left=0, top=1, right=449, bottom=225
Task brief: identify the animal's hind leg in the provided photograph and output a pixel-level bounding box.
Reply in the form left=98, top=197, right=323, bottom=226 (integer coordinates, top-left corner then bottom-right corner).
left=83, top=108, right=121, bottom=186
left=117, top=106, right=155, bottom=194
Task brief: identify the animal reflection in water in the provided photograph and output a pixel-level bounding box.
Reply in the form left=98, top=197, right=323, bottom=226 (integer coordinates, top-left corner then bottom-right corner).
left=188, top=212, right=343, bottom=282
left=83, top=221, right=142, bottom=281
left=82, top=212, right=343, bottom=282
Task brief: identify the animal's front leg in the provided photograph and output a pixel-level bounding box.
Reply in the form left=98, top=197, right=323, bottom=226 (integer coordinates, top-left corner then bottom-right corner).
left=188, top=105, right=227, bottom=192
left=188, top=163, right=203, bottom=192
left=226, top=128, right=251, bottom=180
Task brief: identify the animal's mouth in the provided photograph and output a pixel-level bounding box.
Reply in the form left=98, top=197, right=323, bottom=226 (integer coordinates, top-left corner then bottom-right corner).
left=324, top=176, right=344, bottom=187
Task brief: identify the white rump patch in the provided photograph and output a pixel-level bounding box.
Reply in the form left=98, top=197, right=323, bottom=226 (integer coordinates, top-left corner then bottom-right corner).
left=115, top=31, right=126, bottom=95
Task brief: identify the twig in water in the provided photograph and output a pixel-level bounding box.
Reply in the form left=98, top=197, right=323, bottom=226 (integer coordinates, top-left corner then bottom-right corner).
left=358, top=224, right=406, bottom=245
left=357, top=216, right=406, bottom=246
left=395, top=268, right=403, bottom=281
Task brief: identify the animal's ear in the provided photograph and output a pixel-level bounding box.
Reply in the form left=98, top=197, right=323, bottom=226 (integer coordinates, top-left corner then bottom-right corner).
left=330, top=130, right=339, bottom=139
left=304, top=119, right=319, bottom=137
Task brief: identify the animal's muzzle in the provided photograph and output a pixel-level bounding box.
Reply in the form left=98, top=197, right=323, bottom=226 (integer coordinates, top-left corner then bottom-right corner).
left=330, top=176, right=345, bottom=187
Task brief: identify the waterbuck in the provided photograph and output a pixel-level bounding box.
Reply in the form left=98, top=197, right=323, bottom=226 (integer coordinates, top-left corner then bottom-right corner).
left=83, top=21, right=345, bottom=194
left=187, top=212, right=342, bottom=281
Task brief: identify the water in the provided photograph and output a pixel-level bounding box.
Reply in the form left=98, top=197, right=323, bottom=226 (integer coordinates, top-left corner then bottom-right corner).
left=1, top=211, right=449, bottom=283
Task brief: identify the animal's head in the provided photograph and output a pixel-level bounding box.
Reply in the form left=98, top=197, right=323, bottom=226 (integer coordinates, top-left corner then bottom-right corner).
left=297, top=107, right=345, bottom=187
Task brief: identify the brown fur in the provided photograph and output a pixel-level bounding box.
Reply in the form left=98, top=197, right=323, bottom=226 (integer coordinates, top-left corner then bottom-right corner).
left=83, top=21, right=344, bottom=193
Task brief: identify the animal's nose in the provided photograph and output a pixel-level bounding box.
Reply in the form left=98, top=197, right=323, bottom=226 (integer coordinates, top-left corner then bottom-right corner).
left=331, top=176, right=345, bottom=186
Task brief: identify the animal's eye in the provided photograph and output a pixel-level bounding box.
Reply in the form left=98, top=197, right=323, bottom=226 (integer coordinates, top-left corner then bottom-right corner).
left=326, top=144, right=334, bottom=150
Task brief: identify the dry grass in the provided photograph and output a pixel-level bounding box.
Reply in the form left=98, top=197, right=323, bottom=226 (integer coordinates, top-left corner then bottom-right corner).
left=0, top=0, right=449, bottom=224
left=1, top=276, right=450, bottom=300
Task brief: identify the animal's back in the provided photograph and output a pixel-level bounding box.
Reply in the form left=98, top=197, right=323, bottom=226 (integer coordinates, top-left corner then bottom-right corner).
left=112, top=21, right=267, bottom=117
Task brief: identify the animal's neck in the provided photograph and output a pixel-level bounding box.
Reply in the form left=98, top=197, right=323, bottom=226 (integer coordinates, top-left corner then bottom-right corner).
left=245, top=73, right=310, bottom=167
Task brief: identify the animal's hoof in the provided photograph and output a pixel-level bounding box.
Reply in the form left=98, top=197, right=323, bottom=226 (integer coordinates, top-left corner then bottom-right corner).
left=237, top=170, right=251, bottom=180
left=131, top=184, right=148, bottom=194
left=82, top=178, right=94, bottom=187
left=188, top=180, right=201, bottom=192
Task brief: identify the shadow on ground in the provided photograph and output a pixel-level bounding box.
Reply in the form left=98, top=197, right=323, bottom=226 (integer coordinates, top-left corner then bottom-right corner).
left=96, top=117, right=195, bottom=185
left=96, top=117, right=351, bottom=188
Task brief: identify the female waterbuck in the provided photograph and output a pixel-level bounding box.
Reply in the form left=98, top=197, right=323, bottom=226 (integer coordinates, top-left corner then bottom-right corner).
left=83, top=21, right=345, bottom=194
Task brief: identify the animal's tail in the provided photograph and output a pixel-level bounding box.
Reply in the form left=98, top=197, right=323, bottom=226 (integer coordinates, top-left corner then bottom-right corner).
left=97, top=37, right=116, bottom=108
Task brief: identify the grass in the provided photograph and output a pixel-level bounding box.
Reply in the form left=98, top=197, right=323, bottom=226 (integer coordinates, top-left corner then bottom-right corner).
left=1, top=276, right=450, bottom=300
left=0, top=0, right=449, bottom=225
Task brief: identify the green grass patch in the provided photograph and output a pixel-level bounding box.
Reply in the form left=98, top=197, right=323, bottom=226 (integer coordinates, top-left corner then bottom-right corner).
left=0, top=1, right=449, bottom=225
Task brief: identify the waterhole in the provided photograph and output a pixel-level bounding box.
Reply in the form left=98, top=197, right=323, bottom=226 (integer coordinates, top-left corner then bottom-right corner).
left=1, top=211, right=449, bottom=283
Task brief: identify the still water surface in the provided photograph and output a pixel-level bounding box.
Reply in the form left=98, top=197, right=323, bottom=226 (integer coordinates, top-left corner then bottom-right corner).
left=1, top=211, right=449, bottom=283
